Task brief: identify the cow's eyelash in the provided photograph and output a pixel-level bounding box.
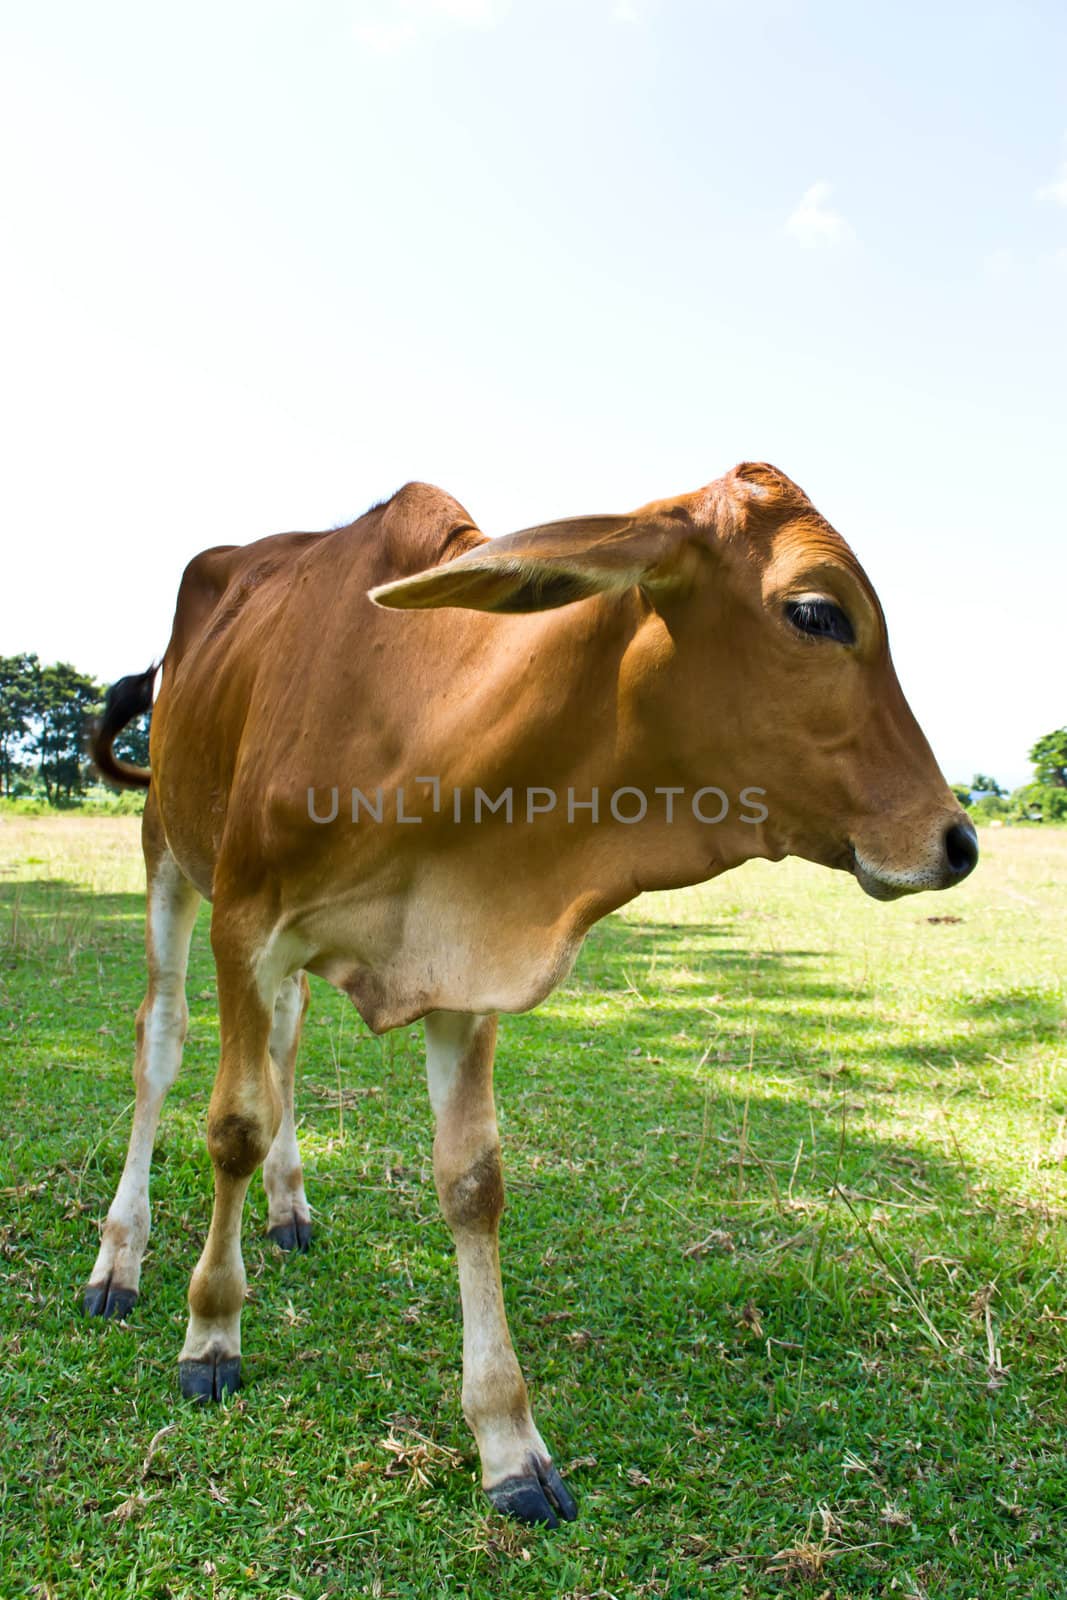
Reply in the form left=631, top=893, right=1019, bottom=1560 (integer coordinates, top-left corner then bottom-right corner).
left=784, top=597, right=855, bottom=646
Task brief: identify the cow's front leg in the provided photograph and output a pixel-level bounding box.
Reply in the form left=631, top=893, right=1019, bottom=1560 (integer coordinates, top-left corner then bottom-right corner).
left=179, top=939, right=281, bottom=1402
left=425, top=1010, right=577, bottom=1529
left=263, top=971, right=312, bottom=1251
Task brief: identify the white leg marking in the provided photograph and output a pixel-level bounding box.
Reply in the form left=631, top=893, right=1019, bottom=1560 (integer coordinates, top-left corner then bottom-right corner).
left=86, top=856, right=199, bottom=1310
left=262, top=972, right=311, bottom=1242
left=425, top=1012, right=558, bottom=1494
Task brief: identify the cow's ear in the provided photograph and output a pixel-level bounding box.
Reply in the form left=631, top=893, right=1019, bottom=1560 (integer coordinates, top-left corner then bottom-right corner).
left=368, top=514, right=686, bottom=613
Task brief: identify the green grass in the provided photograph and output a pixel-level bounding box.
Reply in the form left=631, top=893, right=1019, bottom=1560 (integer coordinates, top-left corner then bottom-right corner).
left=0, top=789, right=147, bottom=818
left=1, top=815, right=1065, bottom=1599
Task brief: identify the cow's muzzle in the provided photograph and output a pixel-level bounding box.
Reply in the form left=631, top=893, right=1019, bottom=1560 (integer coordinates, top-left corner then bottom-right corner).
left=851, top=817, right=979, bottom=900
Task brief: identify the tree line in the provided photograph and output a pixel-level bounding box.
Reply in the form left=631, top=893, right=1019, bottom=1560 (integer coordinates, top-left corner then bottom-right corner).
left=952, top=731, right=1067, bottom=823
left=0, top=654, right=149, bottom=804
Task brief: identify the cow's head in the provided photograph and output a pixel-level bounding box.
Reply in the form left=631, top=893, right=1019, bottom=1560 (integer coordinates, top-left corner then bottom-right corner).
left=370, top=462, right=977, bottom=899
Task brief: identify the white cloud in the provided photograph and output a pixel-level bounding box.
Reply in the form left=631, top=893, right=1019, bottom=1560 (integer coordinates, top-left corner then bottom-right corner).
left=612, top=1, right=641, bottom=20
left=352, top=0, right=508, bottom=51
left=784, top=181, right=855, bottom=249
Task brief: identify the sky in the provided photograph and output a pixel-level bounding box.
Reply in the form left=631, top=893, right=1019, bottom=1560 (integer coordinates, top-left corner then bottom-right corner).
left=1, top=0, right=1064, bottom=789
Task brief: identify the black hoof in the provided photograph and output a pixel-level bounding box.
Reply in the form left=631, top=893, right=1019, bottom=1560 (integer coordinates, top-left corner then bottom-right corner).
left=179, top=1355, right=242, bottom=1404
left=82, top=1280, right=138, bottom=1320
left=268, top=1215, right=312, bottom=1252
left=486, top=1458, right=578, bottom=1529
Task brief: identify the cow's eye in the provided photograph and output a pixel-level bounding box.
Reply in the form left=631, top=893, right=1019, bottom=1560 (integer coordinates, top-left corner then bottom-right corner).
left=784, top=596, right=855, bottom=645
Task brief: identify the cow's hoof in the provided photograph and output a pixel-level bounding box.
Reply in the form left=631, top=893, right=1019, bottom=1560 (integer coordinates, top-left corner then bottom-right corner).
left=486, top=1459, right=578, bottom=1529
left=179, top=1355, right=242, bottom=1403
left=82, top=1280, right=138, bottom=1320
left=267, top=1215, right=312, bottom=1252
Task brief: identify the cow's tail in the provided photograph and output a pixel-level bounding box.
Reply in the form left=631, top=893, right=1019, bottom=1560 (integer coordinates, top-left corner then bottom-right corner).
left=89, top=664, right=157, bottom=790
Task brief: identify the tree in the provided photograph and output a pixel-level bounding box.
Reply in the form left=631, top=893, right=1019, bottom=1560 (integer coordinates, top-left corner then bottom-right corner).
left=1011, top=782, right=1067, bottom=823
left=0, top=653, right=39, bottom=794
left=950, top=783, right=973, bottom=809
left=114, top=711, right=151, bottom=769
left=970, top=772, right=1003, bottom=797
left=33, top=663, right=102, bottom=804
left=0, top=655, right=150, bottom=803
left=1029, top=728, right=1067, bottom=789
left=971, top=793, right=1009, bottom=822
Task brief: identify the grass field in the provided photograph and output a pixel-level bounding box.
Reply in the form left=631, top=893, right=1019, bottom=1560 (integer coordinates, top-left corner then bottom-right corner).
left=1, top=816, right=1065, bottom=1599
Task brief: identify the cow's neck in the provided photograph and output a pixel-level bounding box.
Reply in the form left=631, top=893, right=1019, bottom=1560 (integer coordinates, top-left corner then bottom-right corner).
left=374, top=593, right=760, bottom=1017
left=308, top=589, right=768, bottom=1030
left=455, top=589, right=758, bottom=889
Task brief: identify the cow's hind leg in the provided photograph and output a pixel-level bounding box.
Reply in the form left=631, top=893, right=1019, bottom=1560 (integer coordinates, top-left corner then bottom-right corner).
left=84, top=814, right=200, bottom=1318
left=179, top=920, right=281, bottom=1401
left=425, top=1011, right=577, bottom=1529
left=263, top=971, right=312, bottom=1251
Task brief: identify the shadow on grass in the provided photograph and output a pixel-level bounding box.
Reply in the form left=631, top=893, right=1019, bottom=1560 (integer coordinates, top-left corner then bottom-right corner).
left=565, top=913, right=1062, bottom=1083
left=2, top=871, right=1059, bottom=1145
left=5, top=872, right=1059, bottom=1249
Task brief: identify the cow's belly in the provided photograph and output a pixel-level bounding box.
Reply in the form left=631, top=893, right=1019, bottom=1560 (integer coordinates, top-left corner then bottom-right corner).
left=297, top=881, right=596, bottom=1033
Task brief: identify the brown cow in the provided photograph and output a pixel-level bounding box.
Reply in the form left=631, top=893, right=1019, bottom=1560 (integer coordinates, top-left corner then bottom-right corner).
left=86, top=462, right=976, bottom=1527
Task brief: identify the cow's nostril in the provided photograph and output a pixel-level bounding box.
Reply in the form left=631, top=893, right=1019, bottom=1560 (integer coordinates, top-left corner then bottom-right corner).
left=944, top=820, right=979, bottom=880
